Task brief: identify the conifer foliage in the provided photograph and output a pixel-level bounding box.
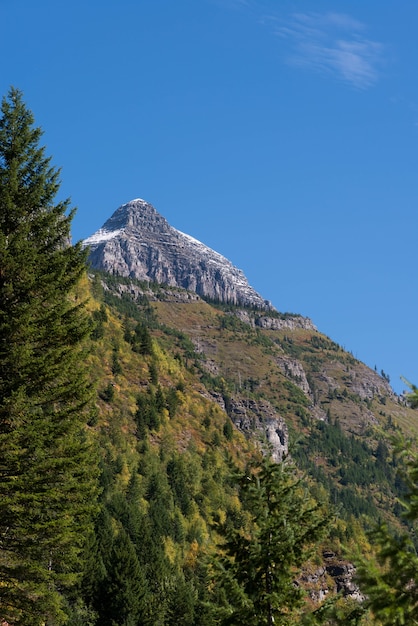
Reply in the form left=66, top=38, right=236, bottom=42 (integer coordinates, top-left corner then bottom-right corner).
left=354, top=429, right=418, bottom=625
left=0, top=88, right=98, bottom=625
left=214, top=454, right=330, bottom=626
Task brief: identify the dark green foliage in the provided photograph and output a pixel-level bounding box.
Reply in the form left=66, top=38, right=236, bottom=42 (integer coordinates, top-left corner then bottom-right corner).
left=167, top=455, right=195, bottom=516
left=165, top=575, right=197, bottom=626
left=124, top=319, right=154, bottom=355
left=97, top=274, right=157, bottom=325
left=99, top=528, right=148, bottom=626
left=79, top=425, right=257, bottom=625
left=213, top=454, right=330, bottom=625
left=380, top=369, right=390, bottom=383
left=135, top=387, right=165, bottom=435
left=82, top=505, right=151, bottom=626
left=100, top=382, right=115, bottom=402
left=149, top=359, right=158, bottom=384
left=90, top=304, right=108, bottom=340
left=294, top=419, right=398, bottom=521
left=199, top=372, right=233, bottom=396
left=242, top=376, right=260, bottom=393
left=219, top=313, right=249, bottom=332
left=354, top=431, right=418, bottom=625
left=79, top=527, right=107, bottom=613
left=223, top=419, right=233, bottom=440
left=166, top=386, right=181, bottom=418
left=310, top=336, right=341, bottom=352
left=284, top=379, right=309, bottom=407
left=135, top=382, right=181, bottom=428
left=0, top=88, right=98, bottom=624
left=251, top=328, right=275, bottom=349
left=133, top=321, right=153, bottom=354
left=111, top=344, right=122, bottom=375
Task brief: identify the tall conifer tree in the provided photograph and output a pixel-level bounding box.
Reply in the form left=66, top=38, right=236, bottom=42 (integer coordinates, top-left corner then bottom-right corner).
left=0, top=88, right=98, bottom=625
left=214, top=455, right=330, bottom=626
left=353, top=427, right=418, bottom=625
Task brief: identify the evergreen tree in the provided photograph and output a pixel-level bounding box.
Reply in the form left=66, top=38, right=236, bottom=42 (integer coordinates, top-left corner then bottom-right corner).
left=0, top=88, right=98, bottom=624
left=98, top=528, right=148, bottom=626
left=353, top=429, right=418, bottom=625
left=165, top=574, right=196, bottom=626
left=214, top=454, right=330, bottom=626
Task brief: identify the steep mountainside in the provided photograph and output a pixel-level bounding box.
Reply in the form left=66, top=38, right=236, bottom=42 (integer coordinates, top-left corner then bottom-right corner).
left=84, top=198, right=271, bottom=309
left=83, top=198, right=417, bottom=506
left=80, top=268, right=418, bottom=624
left=94, top=270, right=417, bottom=523
left=78, top=200, right=418, bottom=622
left=83, top=196, right=415, bottom=457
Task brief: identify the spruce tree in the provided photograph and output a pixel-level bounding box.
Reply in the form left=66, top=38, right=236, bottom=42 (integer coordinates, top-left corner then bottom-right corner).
left=353, top=429, right=418, bottom=625
left=98, top=528, right=148, bottom=626
left=0, top=88, right=98, bottom=625
left=214, top=454, right=330, bottom=626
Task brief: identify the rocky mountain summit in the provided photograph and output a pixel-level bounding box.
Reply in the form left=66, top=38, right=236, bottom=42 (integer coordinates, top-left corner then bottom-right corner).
left=84, top=198, right=272, bottom=309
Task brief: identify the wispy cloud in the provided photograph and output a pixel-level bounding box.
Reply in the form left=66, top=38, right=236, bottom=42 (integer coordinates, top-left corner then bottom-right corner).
left=271, top=11, right=384, bottom=89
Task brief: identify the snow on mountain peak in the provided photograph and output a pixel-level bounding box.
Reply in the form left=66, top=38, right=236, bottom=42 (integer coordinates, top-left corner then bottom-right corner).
left=84, top=198, right=273, bottom=309
left=83, top=228, right=124, bottom=246
left=124, top=198, right=148, bottom=206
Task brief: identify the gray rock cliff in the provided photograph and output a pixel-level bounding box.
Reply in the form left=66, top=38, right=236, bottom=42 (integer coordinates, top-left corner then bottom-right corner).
left=83, top=198, right=272, bottom=309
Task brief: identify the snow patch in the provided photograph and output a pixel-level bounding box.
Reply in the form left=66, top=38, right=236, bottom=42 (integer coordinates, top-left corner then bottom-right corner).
left=178, top=230, right=204, bottom=247
left=177, top=230, right=229, bottom=263
left=128, top=198, right=148, bottom=204
left=83, top=228, right=124, bottom=246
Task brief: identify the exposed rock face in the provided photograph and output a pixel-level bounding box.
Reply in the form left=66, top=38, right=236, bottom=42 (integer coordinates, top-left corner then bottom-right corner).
left=210, top=393, right=288, bottom=462
left=345, top=362, right=395, bottom=402
left=97, top=275, right=203, bottom=304
left=230, top=309, right=316, bottom=331
left=299, top=552, right=365, bottom=604
left=255, top=315, right=317, bottom=331
left=276, top=356, right=311, bottom=395
left=84, top=199, right=272, bottom=309
left=322, top=551, right=365, bottom=601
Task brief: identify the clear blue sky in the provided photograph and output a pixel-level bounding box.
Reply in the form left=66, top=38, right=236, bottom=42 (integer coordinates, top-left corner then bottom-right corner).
left=2, top=0, right=418, bottom=394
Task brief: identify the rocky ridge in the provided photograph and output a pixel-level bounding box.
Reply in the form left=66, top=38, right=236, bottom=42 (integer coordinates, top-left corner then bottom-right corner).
left=84, top=199, right=272, bottom=309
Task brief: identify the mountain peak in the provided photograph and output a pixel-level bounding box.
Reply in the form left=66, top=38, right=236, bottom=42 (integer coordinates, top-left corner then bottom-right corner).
left=84, top=198, right=273, bottom=309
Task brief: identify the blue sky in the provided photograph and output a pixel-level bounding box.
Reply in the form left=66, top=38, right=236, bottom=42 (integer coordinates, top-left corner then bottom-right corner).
left=2, top=0, right=418, bottom=394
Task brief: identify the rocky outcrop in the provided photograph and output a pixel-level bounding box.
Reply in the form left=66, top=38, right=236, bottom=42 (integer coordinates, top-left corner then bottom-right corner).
left=229, top=309, right=316, bottom=331
left=276, top=356, right=311, bottom=395
left=322, top=551, right=365, bottom=601
left=96, top=274, right=203, bottom=304
left=210, top=393, right=288, bottom=461
left=345, top=362, right=395, bottom=402
left=317, top=359, right=395, bottom=405
left=84, top=199, right=272, bottom=309
left=255, top=315, right=317, bottom=331
left=299, top=551, right=365, bottom=604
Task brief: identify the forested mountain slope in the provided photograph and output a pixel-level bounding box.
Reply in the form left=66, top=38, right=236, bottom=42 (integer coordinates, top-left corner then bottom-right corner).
left=65, top=268, right=418, bottom=624
left=92, top=272, right=416, bottom=525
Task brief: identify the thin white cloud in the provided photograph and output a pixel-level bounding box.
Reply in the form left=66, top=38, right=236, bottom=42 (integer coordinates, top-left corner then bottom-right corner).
left=273, top=11, right=384, bottom=89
